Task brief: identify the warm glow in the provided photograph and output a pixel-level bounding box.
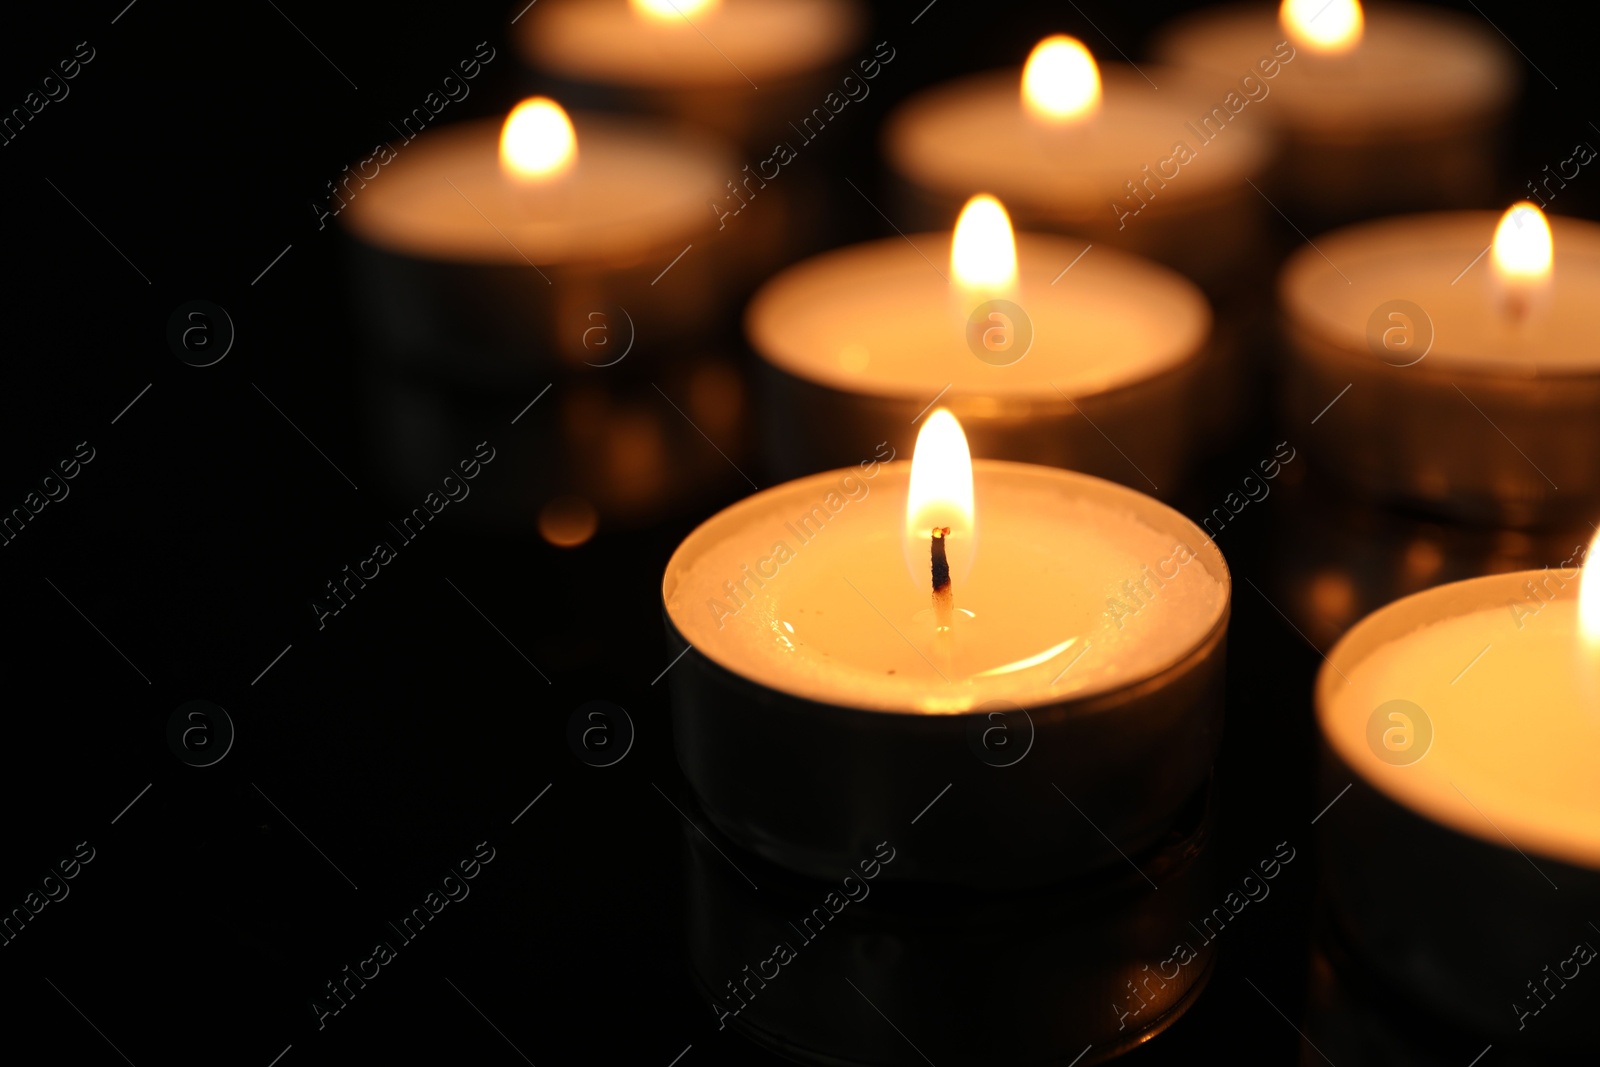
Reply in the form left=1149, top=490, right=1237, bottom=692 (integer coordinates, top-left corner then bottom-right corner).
left=1021, top=35, right=1102, bottom=123
left=539, top=497, right=598, bottom=548
left=950, top=195, right=1018, bottom=292
left=1580, top=528, right=1600, bottom=648
left=906, top=409, right=976, bottom=571
left=1491, top=202, right=1554, bottom=283
left=1280, top=0, right=1364, bottom=54
left=499, top=97, right=577, bottom=183
left=630, top=0, right=719, bottom=21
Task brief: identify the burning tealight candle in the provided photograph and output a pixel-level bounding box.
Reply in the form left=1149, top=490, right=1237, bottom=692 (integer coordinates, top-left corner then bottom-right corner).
left=1154, top=0, right=1518, bottom=221
left=514, top=0, right=865, bottom=149
left=342, top=95, right=734, bottom=371
left=340, top=96, right=743, bottom=528
left=661, top=410, right=1231, bottom=887
left=1279, top=202, right=1600, bottom=527
left=1315, top=546, right=1600, bottom=1049
left=882, top=35, right=1270, bottom=291
left=748, top=193, right=1212, bottom=490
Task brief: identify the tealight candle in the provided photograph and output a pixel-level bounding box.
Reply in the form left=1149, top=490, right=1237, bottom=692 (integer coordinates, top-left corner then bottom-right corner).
left=341, top=97, right=746, bottom=531
left=661, top=411, right=1231, bottom=887
left=1279, top=203, right=1600, bottom=527
left=515, top=0, right=865, bottom=149
left=1154, top=0, right=1517, bottom=221
left=342, top=96, right=733, bottom=375
left=747, top=194, right=1212, bottom=490
left=881, top=37, right=1271, bottom=291
left=1316, top=555, right=1600, bottom=1050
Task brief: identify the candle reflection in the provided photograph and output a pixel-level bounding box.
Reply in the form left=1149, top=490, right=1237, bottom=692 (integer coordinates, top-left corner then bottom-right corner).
left=676, top=781, right=1218, bottom=1065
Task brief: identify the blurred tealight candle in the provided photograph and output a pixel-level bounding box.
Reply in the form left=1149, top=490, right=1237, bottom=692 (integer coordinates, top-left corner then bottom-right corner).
left=1279, top=203, right=1600, bottom=526
left=1154, top=1, right=1518, bottom=221
left=515, top=0, right=865, bottom=149
left=747, top=193, right=1212, bottom=490
left=883, top=35, right=1270, bottom=291
left=340, top=96, right=740, bottom=531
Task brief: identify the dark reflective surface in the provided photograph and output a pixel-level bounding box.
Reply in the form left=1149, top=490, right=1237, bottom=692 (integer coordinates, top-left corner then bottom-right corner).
left=2, top=0, right=1596, bottom=1063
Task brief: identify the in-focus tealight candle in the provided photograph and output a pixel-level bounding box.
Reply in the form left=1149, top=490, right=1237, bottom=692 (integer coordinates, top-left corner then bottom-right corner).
left=662, top=412, right=1231, bottom=887
left=1280, top=204, right=1600, bottom=526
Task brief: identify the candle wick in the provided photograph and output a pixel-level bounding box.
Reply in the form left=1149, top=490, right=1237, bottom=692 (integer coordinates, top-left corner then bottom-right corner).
left=931, top=526, right=954, bottom=630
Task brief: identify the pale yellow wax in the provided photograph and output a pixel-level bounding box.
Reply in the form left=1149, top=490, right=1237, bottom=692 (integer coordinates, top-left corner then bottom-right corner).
left=664, top=461, right=1227, bottom=713
left=1281, top=213, right=1600, bottom=372
left=339, top=116, right=728, bottom=265
left=1323, top=589, right=1600, bottom=869
left=1154, top=2, right=1514, bottom=136
left=884, top=66, right=1268, bottom=218
left=747, top=233, right=1209, bottom=400
left=519, top=0, right=863, bottom=89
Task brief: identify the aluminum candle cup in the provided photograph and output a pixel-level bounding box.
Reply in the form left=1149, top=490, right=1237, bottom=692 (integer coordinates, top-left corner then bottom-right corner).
left=1316, top=571, right=1600, bottom=1051
left=747, top=231, right=1212, bottom=490
left=681, top=784, right=1218, bottom=1065
left=514, top=0, right=866, bottom=151
left=882, top=62, right=1271, bottom=293
left=340, top=110, right=734, bottom=382
left=661, top=459, right=1231, bottom=889
left=1154, top=1, right=1516, bottom=222
left=1280, top=210, right=1600, bottom=528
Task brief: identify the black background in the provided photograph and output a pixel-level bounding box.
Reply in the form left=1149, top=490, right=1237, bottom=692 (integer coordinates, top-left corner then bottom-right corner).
left=0, top=2, right=1591, bottom=1064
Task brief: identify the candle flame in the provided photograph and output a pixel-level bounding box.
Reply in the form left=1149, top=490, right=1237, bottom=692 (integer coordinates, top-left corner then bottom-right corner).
left=906, top=409, right=975, bottom=576
left=630, top=0, right=719, bottom=21
left=1492, top=201, right=1554, bottom=283
left=1580, top=527, right=1600, bottom=648
left=1280, top=0, right=1363, bottom=54
left=500, top=97, right=578, bottom=183
left=1021, top=35, right=1102, bottom=123
left=951, top=195, right=1018, bottom=292
left=1490, top=201, right=1554, bottom=323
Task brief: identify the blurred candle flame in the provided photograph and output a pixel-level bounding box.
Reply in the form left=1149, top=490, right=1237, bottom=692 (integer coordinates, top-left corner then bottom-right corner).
left=500, top=97, right=577, bottom=183
left=1280, top=0, right=1363, bottom=54
left=1580, top=527, right=1600, bottom=649
left=1021, top=35, right=1102, bottom=123
left=1491, top=201, right=1554, bottom=323
left=951, top=194, right=1018, bottom=293
left=906, top=410, right=975, bottom=581
left=1492, top=201, right=1554, bottom=283
left=630, top=0, right=718, bottom=21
